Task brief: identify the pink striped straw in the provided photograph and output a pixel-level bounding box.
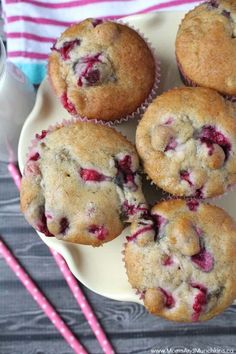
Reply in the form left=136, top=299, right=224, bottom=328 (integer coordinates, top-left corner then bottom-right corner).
left=0, top=237, right=87, bottom=354
left=8, top=162, right=115, bottom=354
left=51, top=249, right=115, bottom=354
left=8, top=163, right=21, bottom=189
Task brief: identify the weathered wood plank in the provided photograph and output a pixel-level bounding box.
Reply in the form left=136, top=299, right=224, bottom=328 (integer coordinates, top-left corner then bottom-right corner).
left=0, top=334, right=236, bottom=354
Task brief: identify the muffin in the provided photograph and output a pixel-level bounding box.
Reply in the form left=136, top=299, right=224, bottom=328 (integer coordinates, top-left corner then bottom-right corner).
left=136, top=87, right=236, bottom=198
left=20, top=121, right=148, bottom=246
left=124, top=199, right=236, bottom=322
left=48, top=18, right=157, bottom=122
left=176, top=0, right=236, bottom=100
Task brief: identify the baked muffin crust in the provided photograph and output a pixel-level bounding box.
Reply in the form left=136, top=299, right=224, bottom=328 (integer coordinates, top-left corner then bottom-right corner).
left=176, top=0, right=236, bottom=97
left=136, top=87, right=236, bottom=198
left=48, top=19, right=156, bottom=121
left=125, top=199, right=236, bottom=322
left=20, top=121, right=147, bottom=246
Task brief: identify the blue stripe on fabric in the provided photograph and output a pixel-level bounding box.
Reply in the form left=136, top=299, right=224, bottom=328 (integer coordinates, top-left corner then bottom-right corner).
left=15, top=62, right=47, bottom=85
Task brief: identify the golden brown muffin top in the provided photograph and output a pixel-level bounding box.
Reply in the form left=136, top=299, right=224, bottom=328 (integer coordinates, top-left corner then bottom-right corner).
left=176, top=0, right=236, bottom=96
left=48, top=19, right=156, bottom=121
left=136, top=87, right=236, bottom=198
left=20, top=121, right=147, bottom=246
left=125, top=199, right=236, bottom=322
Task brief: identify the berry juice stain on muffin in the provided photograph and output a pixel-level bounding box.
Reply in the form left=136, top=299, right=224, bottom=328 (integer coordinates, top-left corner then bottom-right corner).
left=124, top=199, right=236, bottom=322
left=136, top=87, right=236, bottom=198
left=48, top=18, right=156, bottom=121
left=51, top=39, right=81, bottom=60
left=176, top=0, right=236, bottom=100
left=74, top=52, right=116, bottom=87
left=20, top=121, right=147, bottom=246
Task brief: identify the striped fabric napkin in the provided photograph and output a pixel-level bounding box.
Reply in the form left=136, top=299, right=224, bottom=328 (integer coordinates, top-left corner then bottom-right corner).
left=2, top=0, right=201, bottom=84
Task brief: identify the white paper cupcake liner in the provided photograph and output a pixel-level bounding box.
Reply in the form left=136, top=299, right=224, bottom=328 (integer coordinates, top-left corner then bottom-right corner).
left=112, top=19, right=161, bottom=125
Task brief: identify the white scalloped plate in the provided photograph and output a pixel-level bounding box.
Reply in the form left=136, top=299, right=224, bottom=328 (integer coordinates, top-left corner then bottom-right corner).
left=18, top=11, right=236, bottom=304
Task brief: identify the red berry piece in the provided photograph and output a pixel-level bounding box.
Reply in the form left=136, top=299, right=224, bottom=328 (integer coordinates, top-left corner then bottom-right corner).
left=159, top=288, right=175, bottom=308
left=88, top=224, right=108, bottom=240
left=191, top=283, right=207, bottom=321
left=164, top=137, right=177, bottom=152
left=80, top=168, right=107, bottom=182
left=75, top=53, right=102, bottom=87
left=162, top=255, right=173, bottom=266
left=161, top=255, right=174, bottom=266
left=85, top=69, right=100, bottom=85
left=194, top=187, right=204, bottom=199
left=152, top=214, right=167, bottom=231
left=209, top=0, right=218, bottom=8
left=164, top=117, right=174, bottom=125
left=118, top=155, right=132, bottom=172
left=45, top=213, right=53, bottom=220
left=37, top=212, right=53, bottom=237
left=186, top=199, right=199, bottom=211
left=60, top=217, right=69, bottom=235
left=135, top=289, right=146, bottom=300
left=180, top=170, right=193, bottom=186
left=199, top=125, right=231, bottom=160
left=191, top=282, right=207, bottom=294
left=115, top=155, right=137, bottom=191
left=61, top=92, right=77, bottom=115
left=29, top=152, right=40, bottom=162
left=222, top=9, right=231, bottom=18
left=122, top=201, right=148, bottom=218
left=151, top=214, right=167, bottom=241
left=195, top=226, right=203, bottom=237
left=192, top=292, right=207, bottom=321
left=191, top=248, right=214, bottom=272
left=180, top=171, right=204, bottom=198
left=126, top=225, right=153, bottom=242
left=36, top=130, right=47, bottom=140
left=52, top=39, right=81, bottom=60
left=91, top=19, right=104, bottom=27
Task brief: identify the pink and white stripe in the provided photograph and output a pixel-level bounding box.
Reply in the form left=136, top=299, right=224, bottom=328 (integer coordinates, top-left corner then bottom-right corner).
left=2, top=0, right=202, bottom=62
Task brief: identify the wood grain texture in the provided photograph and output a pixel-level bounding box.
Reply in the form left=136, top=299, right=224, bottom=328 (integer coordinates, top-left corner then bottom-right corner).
left=1, top=161, right=236, bottom=354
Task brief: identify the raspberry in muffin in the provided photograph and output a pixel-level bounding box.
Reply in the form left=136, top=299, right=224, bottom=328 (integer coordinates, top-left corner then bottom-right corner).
left=176, top=0, right=236, bottom=100
left=124, top=199, right=236, bottom=322
left=20, top=121, right=148, bottom=246
left=48, top=18, right=157, bottom=122
left=136, top=87, right=236, bottom=198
